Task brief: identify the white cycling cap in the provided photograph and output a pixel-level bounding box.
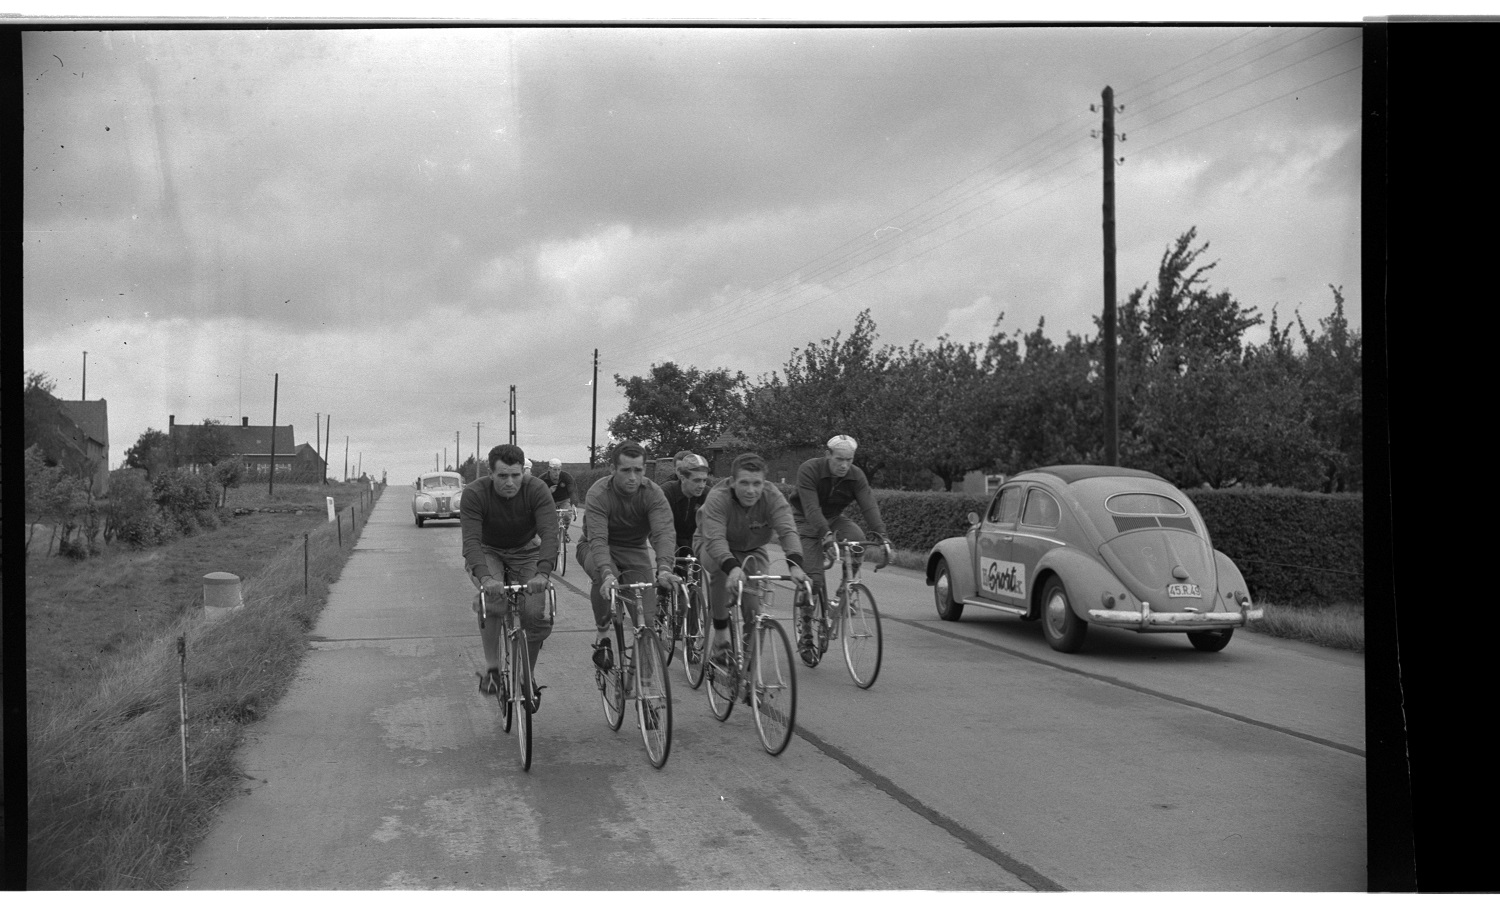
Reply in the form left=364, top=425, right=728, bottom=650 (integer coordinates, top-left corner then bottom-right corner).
left=548, top=457, right=562, bottom=466
left=827, top=434, right=858, bottom=452
left=677, top=453, right=709, bottom=472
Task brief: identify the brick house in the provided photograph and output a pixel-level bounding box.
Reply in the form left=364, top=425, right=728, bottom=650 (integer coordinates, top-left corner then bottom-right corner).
left=168, top=416, right=326, bottom=482
left=56, top=399, right=111, bottom=496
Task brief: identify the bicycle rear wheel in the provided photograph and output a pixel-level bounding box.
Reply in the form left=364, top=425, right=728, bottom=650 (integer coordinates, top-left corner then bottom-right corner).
left=634, top=629, right=673, bottom=768
left=653, top=588, right=679, bottom=668
left=512, top=633, right=532, bottom=770
left=684, top=572, right=707, bottom=688
left=599, top=617, right=627, bottom=731
left=842, top=583, right=883, bottom=689
left=706, top=613, right=741, bottom=722
left=751, top=618, right=796, bottom=756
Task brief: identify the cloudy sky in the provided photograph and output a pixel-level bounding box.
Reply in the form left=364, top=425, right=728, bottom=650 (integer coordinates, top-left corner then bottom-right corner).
left=22, top=23, right=1362, bottom=482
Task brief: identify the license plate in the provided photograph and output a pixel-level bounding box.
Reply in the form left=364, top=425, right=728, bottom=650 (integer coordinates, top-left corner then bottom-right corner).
left=1168, top=583, right=1201, bottom=599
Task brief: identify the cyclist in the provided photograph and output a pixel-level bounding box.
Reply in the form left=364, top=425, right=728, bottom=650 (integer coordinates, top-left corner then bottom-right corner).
left=697, top=452, right=809, bottom=663
left=539, top=457, right=575, bottom=528
left=789, top=434, right=890, bottom=663
left=662, top=451, right=711, bottom=558
left=461, top=444, right=560, bottom=706
left=579, top=440, right=680, bottom=671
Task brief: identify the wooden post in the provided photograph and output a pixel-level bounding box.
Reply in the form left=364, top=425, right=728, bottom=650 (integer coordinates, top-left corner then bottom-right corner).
left=1100, top=87, right=1119, bottom=466
left=269, top=373, right=280, bottom=497
left=304, top=532, right=309, bottom=596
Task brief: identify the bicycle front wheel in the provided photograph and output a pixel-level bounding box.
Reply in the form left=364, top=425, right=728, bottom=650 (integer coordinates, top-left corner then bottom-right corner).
left=684, top=575, right=707, bottom=688
left=559, top=532, right=569, bottom=576
left=751, top=618, right=797, bottom=756
left=599, top=618, right=627, bottom=731
left=706, top=613, right=741, bottom=722
left=842, top=583, right=883, bottom=689
left=513, top=634, right=533, bottom=770
left=498, top=622, right=514, bottom=734
left=634, top=629, right=673, bottom=768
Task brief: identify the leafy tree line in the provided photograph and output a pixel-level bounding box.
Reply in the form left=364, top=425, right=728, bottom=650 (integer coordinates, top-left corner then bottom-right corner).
left=604, top=227, right=1361, bottom=493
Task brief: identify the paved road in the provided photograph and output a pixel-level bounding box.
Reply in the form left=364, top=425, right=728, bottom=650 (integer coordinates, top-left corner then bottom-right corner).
left=178, top=487, right=1365, bottom=890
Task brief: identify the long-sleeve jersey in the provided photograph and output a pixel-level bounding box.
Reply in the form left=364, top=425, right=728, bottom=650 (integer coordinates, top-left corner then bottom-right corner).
left=696, top=481, right=805, bottom=576
left=460, top=475, right=560, bottom=580
left=581, top=476, right=676, bottom=579
left=789, top=456, right=887, bottom=536
left=660, top=478, right=708, bottom=549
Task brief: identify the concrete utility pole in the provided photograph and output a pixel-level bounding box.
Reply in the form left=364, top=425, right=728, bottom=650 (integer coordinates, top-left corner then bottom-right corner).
left=1098, top=86, right=1121, bottom=466
left=475, top=423, right=482, bottom=470
left=455, top=431, right=461, bottom=472
left=81, top=351, right=87, bottom=400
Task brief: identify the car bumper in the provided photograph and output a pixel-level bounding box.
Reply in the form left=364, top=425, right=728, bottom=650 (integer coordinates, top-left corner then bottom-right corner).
left=415, top=510, right=460, bottom=519
left=1086, top=601, right=1263, bottom=631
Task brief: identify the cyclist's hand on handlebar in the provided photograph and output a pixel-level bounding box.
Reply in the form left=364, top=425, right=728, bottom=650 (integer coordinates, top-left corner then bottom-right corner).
left=600, top=572, right=618, bottom=597
left=788, top=562, right=809, bottom=587
left=479, top=575, right=503, bottom=595
left=655, top=569, right=681, bottom=591
left=526, top=573, right=550, bottom=594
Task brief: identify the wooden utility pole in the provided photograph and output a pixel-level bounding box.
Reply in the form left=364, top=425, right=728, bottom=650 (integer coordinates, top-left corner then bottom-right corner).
left=475, top=422, right=482, bottom=469
left=455, top=431, right=461, bottom=473
left=315, top=412, right=321, bottom=479
left=1099, top=86, right=1120, bottom=466
left=269, top=373, right=279, bottom=497
left=344, top=436, right=349, bottom=482
left=509, top=385, right=517, bottom=445
left=81, top=351, right=87, bottom=400
left=324, top=415, right=331, bottom=485
left=590, top=348, right=599, bottom=468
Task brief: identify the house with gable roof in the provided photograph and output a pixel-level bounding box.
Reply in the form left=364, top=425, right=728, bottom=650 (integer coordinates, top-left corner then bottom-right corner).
left=168, top=415, right=325, bottom=482
left=56, top=398, right=111, bottom=496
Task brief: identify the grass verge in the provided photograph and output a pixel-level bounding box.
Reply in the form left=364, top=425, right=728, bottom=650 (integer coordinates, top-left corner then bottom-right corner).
left=886, top=547, right=1363, bottom=653
left=24, top=481, right=382, bottom=889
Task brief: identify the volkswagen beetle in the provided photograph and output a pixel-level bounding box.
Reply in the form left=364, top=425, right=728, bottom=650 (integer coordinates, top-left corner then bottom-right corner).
left=412, top=471, right=465, bottom=527
left=925, top=465, right=1261, bottom=653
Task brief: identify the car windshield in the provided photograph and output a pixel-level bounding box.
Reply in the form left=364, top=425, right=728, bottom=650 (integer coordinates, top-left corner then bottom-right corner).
left=422, top=475, right=461, bottom=491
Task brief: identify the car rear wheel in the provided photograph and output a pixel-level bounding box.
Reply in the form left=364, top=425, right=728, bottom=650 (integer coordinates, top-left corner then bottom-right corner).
left=1187, top=629, right=1233, bottom=652
left=933, top=559, right=963, bottom=621
left=1040, top=575, right=1087, bottom=653
left=415, top=516, right=424, bottom=527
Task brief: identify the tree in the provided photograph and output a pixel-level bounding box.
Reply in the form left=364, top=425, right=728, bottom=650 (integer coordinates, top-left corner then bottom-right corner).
left=212, top=455, right=245, bottom=507
left=742, top=308, right=893, bottom=467
left=124, top=428, right=173, bottom=479
left=607, top=361, right=749, bottom=457
left=181, top=418, right=237, bottom=467
left=1297, top=286, right=1362, bottom=492
left=877, top=336, right=994, bottom=490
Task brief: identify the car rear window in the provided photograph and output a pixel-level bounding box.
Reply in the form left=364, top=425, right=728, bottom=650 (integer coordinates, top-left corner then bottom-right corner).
left=423, top=475, right=461, bottom=490
left=1106, top=493, right=1186, bottom=516
left=1105, top=493, right=1196, bottom=534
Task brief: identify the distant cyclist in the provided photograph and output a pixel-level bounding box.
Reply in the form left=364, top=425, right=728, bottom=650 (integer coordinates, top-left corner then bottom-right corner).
left=697, top=452, right=809, bottom=662
left=579, top=440, right=681, bottom=671
left=789, top=434, right=889, bottom=663
left=540, top=457, right=576, bottom=527
left=662, top=452, right=711, bottom=559
left=460, top=444, right=560, bottom=706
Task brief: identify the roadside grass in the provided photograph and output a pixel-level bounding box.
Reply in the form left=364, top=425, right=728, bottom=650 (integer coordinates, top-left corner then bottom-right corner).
left=885, top=547, right=1363, bottom=653
left=24, top=481, right=380, bottom=889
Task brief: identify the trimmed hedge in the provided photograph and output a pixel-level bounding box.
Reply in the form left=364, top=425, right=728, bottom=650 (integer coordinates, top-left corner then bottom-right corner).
left=772, top=482, right=1363, bottom=609
left=1186, top=487, right=1363, bottom=609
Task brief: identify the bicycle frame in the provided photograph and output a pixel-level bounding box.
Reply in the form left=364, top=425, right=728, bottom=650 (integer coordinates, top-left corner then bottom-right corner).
left=704, top=564, right=799, bottom=755
left=606, top=580, right=673, bottom=768
left=478, top=580, right=554, bottom=771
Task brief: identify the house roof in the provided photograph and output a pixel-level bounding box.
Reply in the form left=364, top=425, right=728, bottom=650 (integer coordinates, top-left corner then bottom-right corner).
left=171, top=422, right=296, bottom=457
left=58, top=399, right=109, bottom=447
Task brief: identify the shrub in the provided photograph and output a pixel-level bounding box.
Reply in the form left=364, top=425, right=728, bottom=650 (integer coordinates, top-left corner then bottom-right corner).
left=104, top=468, right=172, bottom=547
left=1187, top=487, right=1363, bottom=609
left=771, top=482, right=988, bottom=550
left=152, top=468, right=218, bottom=536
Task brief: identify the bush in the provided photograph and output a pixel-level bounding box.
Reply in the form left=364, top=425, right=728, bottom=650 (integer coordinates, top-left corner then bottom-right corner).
left=1187, top=487, right=1363, bottom=609
left=104, top=469, right=172, bottom=547
left=152, top=468, right=218, bottom=536
left=772, top=483, right=988, bottom=550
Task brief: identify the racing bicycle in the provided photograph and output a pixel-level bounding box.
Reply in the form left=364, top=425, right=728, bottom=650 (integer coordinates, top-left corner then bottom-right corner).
left=477, top=579, right=555, bottom=771
left=652, top=548, right=704, bottom=676
left=595, top=578, right=674, bottom=768
left=554, top=507, right=574, bottom=575
left=793, top=537, right=890, bottom=689
left=701, top=558, right=798, bottom=756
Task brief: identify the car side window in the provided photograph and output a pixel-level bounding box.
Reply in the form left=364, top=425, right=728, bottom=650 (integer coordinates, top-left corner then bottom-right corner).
left=988, top=485, right=1023, bottom=523
left=1021, top=488, right=1060, bottom=528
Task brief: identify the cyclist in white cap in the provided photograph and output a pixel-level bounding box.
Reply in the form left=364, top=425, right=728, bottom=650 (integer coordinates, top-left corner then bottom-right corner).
left=540, top=457, right=576, bottom=528
left=789, top=433, right=890, bottom=664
